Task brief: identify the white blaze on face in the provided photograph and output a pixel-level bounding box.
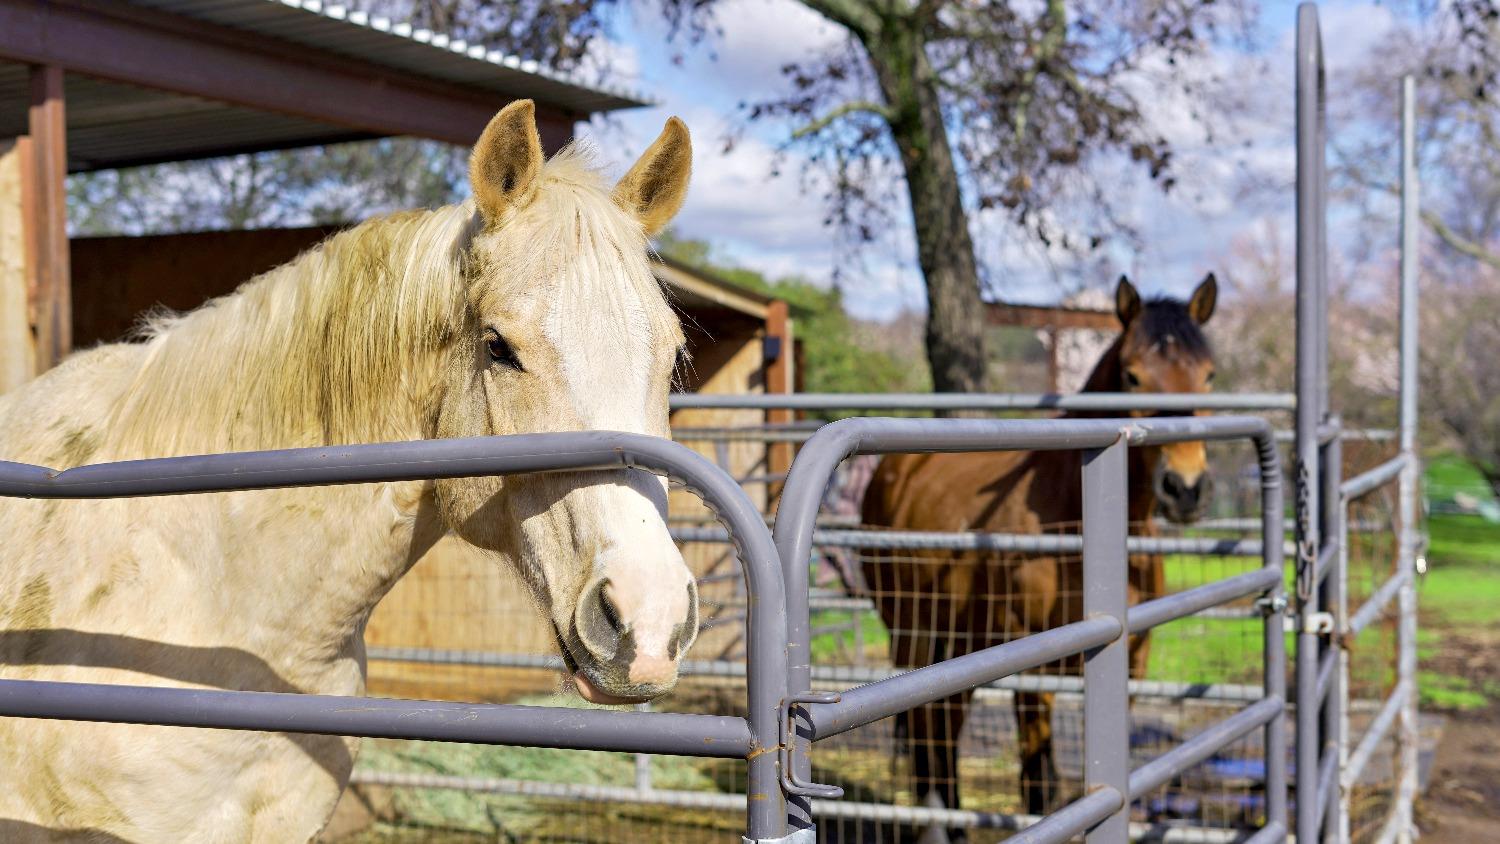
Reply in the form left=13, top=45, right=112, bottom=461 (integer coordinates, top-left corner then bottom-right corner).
left=542, top=235, right=691, bottom=664
left=543, top=232, right=655, bottom=434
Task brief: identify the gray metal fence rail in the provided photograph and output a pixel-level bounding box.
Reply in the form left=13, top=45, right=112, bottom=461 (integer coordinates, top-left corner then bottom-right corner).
left=0, top=3, right=1424, bottom=841
left=770, top=415, right=1289, bottom=842
left=0, top=432, right=800, bottom=838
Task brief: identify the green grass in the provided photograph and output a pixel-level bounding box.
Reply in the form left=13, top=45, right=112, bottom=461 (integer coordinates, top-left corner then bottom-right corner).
left=809, top=609, right=890, bottom=663
left=1416, top=670, right=1488, bottom=711
left=1415, top=456, right=1500, bottom=710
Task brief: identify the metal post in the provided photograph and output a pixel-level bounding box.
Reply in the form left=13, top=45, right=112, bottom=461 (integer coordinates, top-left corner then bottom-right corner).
left=1395, top=73, right=1421, bottom=844
left=1322, top=425, right=1346, bottom=842
left=1294, top=6, right=1328, bottom=841
left=1260, top=429, right=1290, bottom=837
left=1082, top=437, right=1130, bottom=842
left=635, top=702, right=653, bottom=793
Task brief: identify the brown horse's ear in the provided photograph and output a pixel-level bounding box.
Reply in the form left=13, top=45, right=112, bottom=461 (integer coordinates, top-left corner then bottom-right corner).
left=614, top=117, right=692, bottom=237
left=1115, top=275, right=1141, bottom=325
left=470, top=100, right=543, bottom=222
left=1189, top=273, right=1218, bottom=324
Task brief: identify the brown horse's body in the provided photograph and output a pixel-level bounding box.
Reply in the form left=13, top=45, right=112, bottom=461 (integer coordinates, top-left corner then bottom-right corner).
left=860, top=276, right=1219, bottom=835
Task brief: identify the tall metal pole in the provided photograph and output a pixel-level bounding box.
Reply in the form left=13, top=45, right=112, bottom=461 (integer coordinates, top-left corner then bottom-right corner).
left=1082, top=438, right=1130, bottom=843
left=1294, top=5, right=1329, bottom=842
left=1395, top=73, right=1421, bottom=844
left=1322, top=424, right=1347, bottom=842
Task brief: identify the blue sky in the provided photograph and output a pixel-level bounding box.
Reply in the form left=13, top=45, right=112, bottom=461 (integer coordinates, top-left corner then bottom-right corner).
left=577, top=0, right=1410, bottom=320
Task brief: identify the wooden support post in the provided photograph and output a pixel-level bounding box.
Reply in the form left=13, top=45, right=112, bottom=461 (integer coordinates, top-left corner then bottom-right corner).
left=28, top=64, right=70, bottom=372
left=765, top=300, right=793, bottom=501
left=0, top=138, right=37, bottom=391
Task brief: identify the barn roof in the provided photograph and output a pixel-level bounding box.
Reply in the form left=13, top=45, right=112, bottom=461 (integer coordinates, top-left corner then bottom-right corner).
left=0, top=0, right=649, bottom=172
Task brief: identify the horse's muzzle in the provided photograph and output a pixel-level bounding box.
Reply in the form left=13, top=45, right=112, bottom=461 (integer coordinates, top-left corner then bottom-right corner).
left=1155, top=467, right=1214, bottom=524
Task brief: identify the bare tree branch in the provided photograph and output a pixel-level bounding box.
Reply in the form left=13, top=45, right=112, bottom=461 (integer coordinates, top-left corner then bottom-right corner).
left=792, top=100, right=896, bottom=139
left=1423, top=209, right=1500, bottom=269
left=796, top=0, right=882, bottom=38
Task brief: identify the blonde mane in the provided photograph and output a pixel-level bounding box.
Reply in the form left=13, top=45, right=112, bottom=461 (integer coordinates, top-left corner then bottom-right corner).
left=106, top=145, right=647, bottom=457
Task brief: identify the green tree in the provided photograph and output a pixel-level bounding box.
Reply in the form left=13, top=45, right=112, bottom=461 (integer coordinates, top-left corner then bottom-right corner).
left=656, top=231, right=928, bottom=402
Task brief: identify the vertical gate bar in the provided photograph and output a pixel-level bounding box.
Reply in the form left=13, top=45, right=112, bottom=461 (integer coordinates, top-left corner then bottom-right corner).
left=1395, top=73, right=1421, bottom=844
left=1321, top=426, right=1346, bottom=842
left=1083, top=437, right=1130, bottom=843
left=1294, top=6, right=1327, bottom=841
left=1261, top=430, right=1290, bottom=836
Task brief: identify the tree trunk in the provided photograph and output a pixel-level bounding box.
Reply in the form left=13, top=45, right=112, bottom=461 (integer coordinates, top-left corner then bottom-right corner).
left=866, top=24, right=989, bottom=394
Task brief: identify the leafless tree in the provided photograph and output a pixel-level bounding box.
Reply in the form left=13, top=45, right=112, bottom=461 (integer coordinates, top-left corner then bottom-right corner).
left=362, top=0, right=1250, bottom=394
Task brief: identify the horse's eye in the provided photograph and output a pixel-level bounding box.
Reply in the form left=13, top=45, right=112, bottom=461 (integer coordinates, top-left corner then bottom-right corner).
left=1205, top=370, right=1216, bottom=384
left=485, top=329, right=523, bottom=371
left=1124, top=371, right=1141, bottom=389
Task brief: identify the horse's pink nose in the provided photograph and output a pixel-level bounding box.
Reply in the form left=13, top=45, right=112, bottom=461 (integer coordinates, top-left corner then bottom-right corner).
left=627, top=653, right=678, bottom=687
left=569, top=576, right=699, bottom=702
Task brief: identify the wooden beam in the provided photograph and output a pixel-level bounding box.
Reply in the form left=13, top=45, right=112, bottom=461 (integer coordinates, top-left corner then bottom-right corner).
left=27, top=64, right=69, bottom=371
left=0, top=0, right=577, bottom=151
left=986, top=302, right=1119, bottom=331
left=764, top=300, right=793, bottom=500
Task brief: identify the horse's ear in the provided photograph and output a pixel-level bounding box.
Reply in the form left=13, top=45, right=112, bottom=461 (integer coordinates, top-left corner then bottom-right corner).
left=469, top=100, right=543, bottom=222
left=1115, top=275, right=1141, bottom=325
left=1189, top=273, right=1218, bottom=324
left=614, top=117, right=692, bottom=237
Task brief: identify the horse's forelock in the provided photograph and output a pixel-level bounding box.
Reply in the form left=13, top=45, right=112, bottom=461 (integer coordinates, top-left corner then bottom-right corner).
left=1135, top=298, right=1212, bottom=361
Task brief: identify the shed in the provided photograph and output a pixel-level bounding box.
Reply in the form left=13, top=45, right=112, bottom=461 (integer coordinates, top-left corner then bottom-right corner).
left=0, top=0, right=644, bottom=383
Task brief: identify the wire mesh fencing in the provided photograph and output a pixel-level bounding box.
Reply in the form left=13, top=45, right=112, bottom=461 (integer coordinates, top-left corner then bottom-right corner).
left=338, top=423, right=1287, bottom=843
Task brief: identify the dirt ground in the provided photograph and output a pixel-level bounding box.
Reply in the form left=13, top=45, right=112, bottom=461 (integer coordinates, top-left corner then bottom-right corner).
left=1413, top=628, right=1500, bottom=842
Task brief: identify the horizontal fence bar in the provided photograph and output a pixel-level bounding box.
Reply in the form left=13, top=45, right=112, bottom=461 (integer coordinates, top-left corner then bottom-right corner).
left=805, top=617, right=1123, bottom=741
left=1315, top=648, right=1337, bottom=707
left=1347, top=569, right=1411, bottom=637
left=364, top=646, right=1272, bottom=703
left=1315, top=745, right=1339, bottom=826
left=349, top=770, right=1256, bottom=842
left=1344, top=680, right=1412, bottom=788
left=1340, top=454, right=1408, bottom=500
left=669, top=426, right=1393, bottom=445
left=1373, top=801, right=1405, bottom=844
left=1007, top=788, right=1125, bottom=844
left=0, top=679, right=754, bottom=758
left=1242, top=822, right=1287, bottom=844
left=0, top=431, right=742, bottom=499
left=669, top=392, right=1297, bottom=412
left=1314, top=540, right=1338, bottom=584
left=1127, top=697, right=1284, bottom=799
left=673, top=525, right=1273, bottom=557
left=1128, top=566, right=1281, bottom=634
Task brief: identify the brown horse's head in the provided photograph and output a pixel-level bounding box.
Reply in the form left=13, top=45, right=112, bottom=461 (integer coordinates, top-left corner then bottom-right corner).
left=1113, top=273, right=1218, bottom=523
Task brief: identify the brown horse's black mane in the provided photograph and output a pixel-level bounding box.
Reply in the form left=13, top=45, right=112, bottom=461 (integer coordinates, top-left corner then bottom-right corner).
left=1136, top=297, right=1212, bottom=358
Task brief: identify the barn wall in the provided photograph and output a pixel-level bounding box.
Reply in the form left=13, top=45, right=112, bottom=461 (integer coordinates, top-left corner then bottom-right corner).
left=0, top=139, right=34, bottom=392
left=70, top=227, right=336, bottom=347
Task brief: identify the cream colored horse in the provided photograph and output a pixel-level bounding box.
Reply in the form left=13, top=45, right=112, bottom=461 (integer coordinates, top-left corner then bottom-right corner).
left=0, top=101, right=699, bottom=842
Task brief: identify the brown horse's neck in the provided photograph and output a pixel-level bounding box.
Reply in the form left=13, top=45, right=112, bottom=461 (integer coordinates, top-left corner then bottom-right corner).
left=1068, top=336, right=1125, bottom=409
left=1062, top=334, right=1160, bottom=529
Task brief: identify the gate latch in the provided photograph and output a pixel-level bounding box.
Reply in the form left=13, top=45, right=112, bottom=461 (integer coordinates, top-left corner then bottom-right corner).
left=779, top=692, right=844, bottom=799
left=1255, top=594, right=1289, bottom=616
left=1300, top=611, right=1335, bottom=634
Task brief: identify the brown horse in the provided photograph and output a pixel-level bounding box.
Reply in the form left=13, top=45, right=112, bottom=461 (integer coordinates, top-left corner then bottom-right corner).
left=860, top=275, right=1218, bottom=840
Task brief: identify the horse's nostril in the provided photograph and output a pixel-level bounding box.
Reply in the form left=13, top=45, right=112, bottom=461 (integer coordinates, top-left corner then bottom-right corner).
left=1162, top=472, right=1184, bottom=497
left=598, top=580, right=625, bottom=636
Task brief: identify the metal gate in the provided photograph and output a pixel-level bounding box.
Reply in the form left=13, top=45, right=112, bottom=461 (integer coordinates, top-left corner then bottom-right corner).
left=0, top=3, right=1424, bottom=842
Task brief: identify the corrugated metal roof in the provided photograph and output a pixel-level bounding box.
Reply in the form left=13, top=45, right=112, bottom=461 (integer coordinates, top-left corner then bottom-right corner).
left=0, top=0, right=649, bottom=172
left=0, top=65, right=377, bottom=171
left=125, top=0, right=652, bottom=114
